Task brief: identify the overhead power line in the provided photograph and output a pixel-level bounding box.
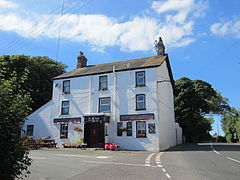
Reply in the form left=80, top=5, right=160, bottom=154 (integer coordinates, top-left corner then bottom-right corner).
left=1, top=0, right=92, bottom=56
left=0, top=0, right=73, bottom=53
left=56, top=0, right=65, bottom=61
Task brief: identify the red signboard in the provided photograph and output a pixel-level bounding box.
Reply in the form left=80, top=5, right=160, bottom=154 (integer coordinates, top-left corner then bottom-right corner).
left=120, top=113, right=154, bottom=121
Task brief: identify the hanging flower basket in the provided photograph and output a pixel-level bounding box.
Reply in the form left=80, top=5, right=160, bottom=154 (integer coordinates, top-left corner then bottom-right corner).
left=119, top=127, right=127, bottom=131
left=73, top=126, right=83, bottom=132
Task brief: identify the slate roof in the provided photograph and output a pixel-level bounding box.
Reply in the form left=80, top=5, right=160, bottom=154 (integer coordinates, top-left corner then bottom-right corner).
left=53, top=55, right=167, bottom=80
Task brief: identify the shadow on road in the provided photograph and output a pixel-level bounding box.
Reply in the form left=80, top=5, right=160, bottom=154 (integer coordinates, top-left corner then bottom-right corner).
left=165, top=143, right=240, bottom=152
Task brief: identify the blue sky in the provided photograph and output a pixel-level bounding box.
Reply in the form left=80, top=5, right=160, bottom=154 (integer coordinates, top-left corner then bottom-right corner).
left=1, top=0, right=240, bottom=136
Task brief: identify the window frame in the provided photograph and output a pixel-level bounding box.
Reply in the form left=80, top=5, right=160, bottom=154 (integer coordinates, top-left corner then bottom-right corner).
left=99, top=97, right=111, bottom=113
left=135, top=71, right=146, bottom=87
left=60, top=124, right=68, bottom=138
left=136, top=94, right=146, bottom=111
left=126, top=122, right=132, bottom=136
left=26, top=125, right=34, bottom=136
left=63, top=80, right=70, bottom=94
left=117, top=122, right=123, bottom=136
left=99, top=75, right=108, bottom=91
left=136, top=121, right=146, bottom=138
left=61, top=100, right=70, bottom=115
left=148, top=123, right=156, bottom=134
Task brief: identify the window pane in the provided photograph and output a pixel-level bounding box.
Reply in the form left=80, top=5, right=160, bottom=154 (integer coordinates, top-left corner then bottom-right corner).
left=63, top=80, right=70, bottom=93
left=136, top=121, right=146, bottom=138
left=136, top=72, right=145, bottom=86
left=99, top=76, right=107, bottom=90
left=101, top=98, right=109, bottom=105
left=137, top=95, right=144, bottom=101
left=99, top=98, right=110, bottom=112
left=60, top=124, right=68, bottom=138
left=61, top=101, right=69, bottom=114
left=136, top=95, right=145, bottom=110
left=117, top=122, right=123, bottom=136
left=137, top=102, right=144, bottom=109
left=62, top=107, right=69, bottom=114
left=26, top=125, right=34, bottom=136
left=62, top=101, right=69, bottom=107
left=148, top=123, right=156, bottom=134
left=127, top=122, right=132, bottom=136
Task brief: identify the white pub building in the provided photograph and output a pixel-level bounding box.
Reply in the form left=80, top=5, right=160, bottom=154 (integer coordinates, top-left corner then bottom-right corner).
left=24, top=38, right=182, bottom=151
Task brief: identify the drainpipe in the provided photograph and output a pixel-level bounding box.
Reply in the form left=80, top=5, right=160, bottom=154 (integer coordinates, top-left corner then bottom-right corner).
left=113, top=66, right=117, bottom=144
left=89, top=75, right=92, bottom=113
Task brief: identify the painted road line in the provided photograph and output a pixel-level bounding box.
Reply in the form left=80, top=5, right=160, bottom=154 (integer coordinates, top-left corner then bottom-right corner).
left=29, top=156, right=46, bottom=160
left=227, top=157, right=240, bottom=164
left=157, top=164, right=163, bottom=167
left=145, top=153, right=156, bottom=166
left=162, top=168, right=166, bottom=173
left=213, top=149, right=221, bottom=154
left=155, top=152, right=163, bottom=163
left=55, top=154, right=111, bottom=159
left=83, top=160, right=157, bottom=168
left=210, top=143, right=221, bottom=155
left=165, top=173, right=171, bottom=179
left=96, top=156, right=111, bottom=159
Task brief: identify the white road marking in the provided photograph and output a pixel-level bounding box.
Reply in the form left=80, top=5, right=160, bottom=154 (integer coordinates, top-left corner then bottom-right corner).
left=165, top=173, right=171, bottom=179
left=145, top=153, right=156, bottom=167
left=210, top=143, right=221, bottom=155
left=210, top=143, right=240, bottom=165
left=155, top=152, right=163, bottom=163
left=162, top=168, right=166, bottom=173
left=55, top=154, right=111, bottom=159
left=83, top=160, right=157, bottom=168
left=96, top=156, right=111, bottom=159
left=213, top=149, right=221, bottom=154
left=29, top=156, right=46, bottom=160
left=156, top=152, right=172, bottom=179
left=227, top=157, right=240, bottom=164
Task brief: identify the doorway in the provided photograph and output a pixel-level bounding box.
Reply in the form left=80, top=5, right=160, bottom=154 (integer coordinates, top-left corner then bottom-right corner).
left=84, top=115, right=109, bottom=148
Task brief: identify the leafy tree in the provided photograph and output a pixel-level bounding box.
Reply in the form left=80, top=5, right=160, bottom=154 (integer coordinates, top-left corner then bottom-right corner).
left=0, top=68, right=32, bottom=179
left=174, top=77, right=229, bottom=142
left=221, top=108, right=240, bottom=142
left=0, top=55, right=66, bottom=112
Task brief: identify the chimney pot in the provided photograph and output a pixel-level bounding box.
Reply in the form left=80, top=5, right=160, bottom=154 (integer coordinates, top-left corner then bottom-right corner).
left=77, top=51, right=87, bottom=68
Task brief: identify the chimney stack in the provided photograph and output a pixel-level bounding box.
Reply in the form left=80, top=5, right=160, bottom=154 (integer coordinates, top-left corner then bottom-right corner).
left=77, top=51, right=87, bottom=68
left=154, top=37, right=165, bottom=56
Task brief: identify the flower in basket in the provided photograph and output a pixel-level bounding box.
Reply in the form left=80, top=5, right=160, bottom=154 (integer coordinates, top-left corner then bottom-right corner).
left=119, top=126, right=127, bottom=131
left=73, top=126, right=83, bottom=132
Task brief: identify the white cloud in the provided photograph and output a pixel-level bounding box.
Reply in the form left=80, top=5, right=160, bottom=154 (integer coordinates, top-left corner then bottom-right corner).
left=210, top=19, right=240, bottom=39
left=152, top=0, right=206, bottom=24
left=0, top=0, right=18, bottom=9
left=0, top=0, right=208, bottom=52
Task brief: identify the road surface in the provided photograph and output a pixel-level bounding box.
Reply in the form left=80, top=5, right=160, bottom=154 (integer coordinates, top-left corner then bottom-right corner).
left=24, top=143, right=240, bottom=180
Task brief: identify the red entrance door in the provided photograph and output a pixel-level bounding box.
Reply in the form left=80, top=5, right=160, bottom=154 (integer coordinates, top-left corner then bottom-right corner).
left=88, top=123, right=99, bottom=148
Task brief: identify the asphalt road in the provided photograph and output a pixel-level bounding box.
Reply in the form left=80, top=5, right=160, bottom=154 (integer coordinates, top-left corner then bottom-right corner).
left=24, top=143, right=240, bottom=180
left=162, top=143, right=240, bottom=180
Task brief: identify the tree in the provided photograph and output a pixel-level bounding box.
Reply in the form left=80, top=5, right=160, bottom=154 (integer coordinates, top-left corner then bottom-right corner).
left=0, top=55, right=66, bottom=112
left=0, top=68, right=32, bottom=179
left=174, top=77, right=229, bottom=142
left=221, top=108, right=240, bottom=142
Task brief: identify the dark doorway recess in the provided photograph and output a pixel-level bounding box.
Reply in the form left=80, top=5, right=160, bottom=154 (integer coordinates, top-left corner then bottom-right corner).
left=83, top=115, right=109, bottom=148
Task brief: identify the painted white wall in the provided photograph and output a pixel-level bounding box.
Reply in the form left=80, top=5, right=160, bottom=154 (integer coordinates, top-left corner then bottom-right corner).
left=156, top=60, right=177, bottom=151
left=24, top=60, right=179, bottom=151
